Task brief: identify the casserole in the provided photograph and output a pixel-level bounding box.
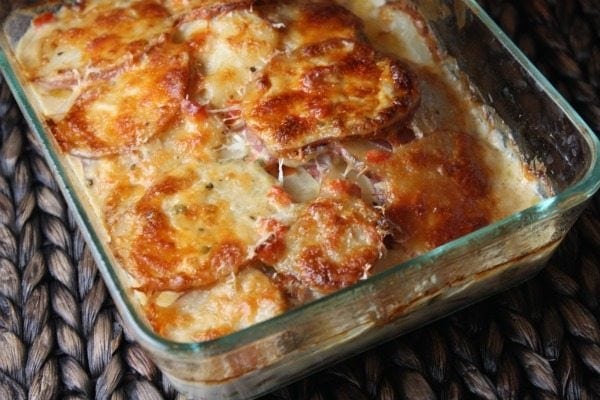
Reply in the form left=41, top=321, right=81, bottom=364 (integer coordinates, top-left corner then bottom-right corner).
left=1, top=0, right=599, bottom=399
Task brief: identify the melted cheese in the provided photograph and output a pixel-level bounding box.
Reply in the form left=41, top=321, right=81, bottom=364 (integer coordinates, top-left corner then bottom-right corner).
left=107, top=160, right=295, bottom=291
left=257, top=0, right=365, bottom=51
left=270, top=180, right=386, bottom=296
left=79, top=109, right=226, bottom=218
left=179, top=9, right=279, bottom=108
left=146, top=268, right=287, bottom=342
left=49, top=40, right=189, bottom=156
left=16, top=0, right=174, bottom=87
left=365, top=130, right=493, bottom=256
left=241, top=38, right=420, bottom=156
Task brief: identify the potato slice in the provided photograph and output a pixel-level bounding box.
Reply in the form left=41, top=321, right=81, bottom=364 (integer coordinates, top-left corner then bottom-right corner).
left=242, top=38, right=419, bottom=156
left=268, top=179, right=386, bottom=295
left=257, top=0, right=365, bottom=51
left=49, top=40, right=189, bottom=156
left=146, top=268, right=287, bottom=343
left=108, top=159, right=295, bottom=291
left=16, top=0, right=173, bottom=88
left=367, top=130, right=493, bottom=254
left=179, top=8, right=279, bottom=108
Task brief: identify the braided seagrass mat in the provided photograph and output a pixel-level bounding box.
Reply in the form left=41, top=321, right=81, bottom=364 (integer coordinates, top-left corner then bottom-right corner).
left=1, top=0, right=599, bottom=399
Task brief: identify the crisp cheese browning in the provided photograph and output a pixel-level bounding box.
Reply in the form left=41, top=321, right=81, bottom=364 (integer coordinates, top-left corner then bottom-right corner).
left=14, top=0, right=541, bottom=342
left=49, top=40, right=189, bottom=156
left=270, top=180, right=386, bottom=295
left=242, top=38, right=419, bottom=156
left=256, top=0, right=365, bottom=50
left=109, top=160, right=295, bottom=291
left=367, top=130, right=493, bottom=255
left=17, top=0, right=173, bottom=88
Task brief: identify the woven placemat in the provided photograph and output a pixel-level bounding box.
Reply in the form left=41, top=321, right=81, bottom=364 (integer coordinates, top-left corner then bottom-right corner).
left=1, top=0, right=599, bottom=399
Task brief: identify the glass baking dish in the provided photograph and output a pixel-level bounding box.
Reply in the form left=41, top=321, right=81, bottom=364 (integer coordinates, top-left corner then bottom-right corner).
left=0, top=0, right=599, bottom=399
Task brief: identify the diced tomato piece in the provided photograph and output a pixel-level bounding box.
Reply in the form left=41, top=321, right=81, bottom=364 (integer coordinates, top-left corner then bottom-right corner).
left=33, top=12, right=54, bottom=28
left=365, top=149, right=391, bottom=163
left=268, top=185, right=293, bottom=206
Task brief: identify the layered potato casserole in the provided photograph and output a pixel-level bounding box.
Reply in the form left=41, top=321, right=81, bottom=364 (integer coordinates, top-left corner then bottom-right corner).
left=14, top=0, right=542, bottom=342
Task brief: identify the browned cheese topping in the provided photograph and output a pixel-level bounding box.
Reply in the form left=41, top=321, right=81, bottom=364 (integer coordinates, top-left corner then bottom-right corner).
left=15, top=0, right=540, bottom=342
left=242, top=38, right=419, bottom=156
left=266, top=180, right=386, bottom=295
left=49, top=40, right=189, bottom=156
left=19, top=0, right=174, bottom=88
left=366, top=130, right=493, bottom=254
left=256, top=0, right=365, bottom=50
left=108, top=160, right=294, bottom=292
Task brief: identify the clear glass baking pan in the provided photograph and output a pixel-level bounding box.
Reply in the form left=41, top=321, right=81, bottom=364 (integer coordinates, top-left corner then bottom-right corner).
left=1, top=0, right=599, bottom=399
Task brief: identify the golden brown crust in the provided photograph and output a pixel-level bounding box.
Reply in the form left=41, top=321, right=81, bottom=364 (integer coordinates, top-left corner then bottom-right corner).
left=49, top=40, right=189, bottom=156
left=146, top=268, right=287, bottom=342
left=242, top=38, right=420, bottom=156
left=271, top=180, right=386, bottom=294
left=18, top=0, right=174, bottom=88
left=256, top=0, right=365, bottom=50
left=127, top=172, right=245, bottom=291
left=108, top=160, right=292, bottom=292
left=366, top=130, right=493, bottom=253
